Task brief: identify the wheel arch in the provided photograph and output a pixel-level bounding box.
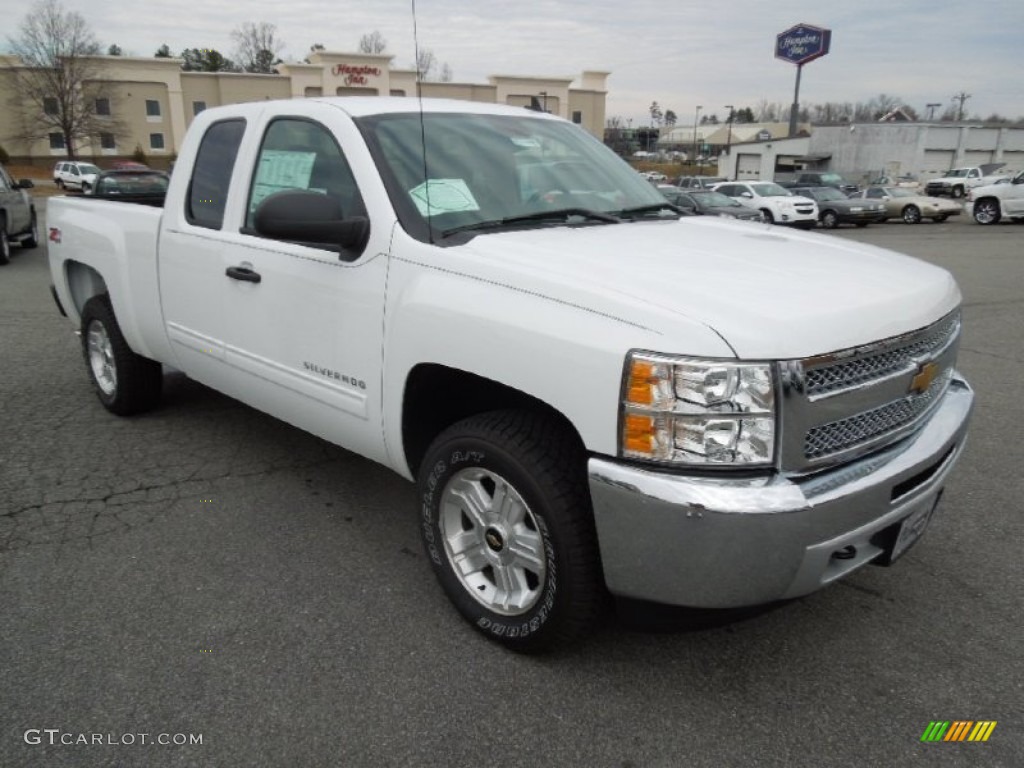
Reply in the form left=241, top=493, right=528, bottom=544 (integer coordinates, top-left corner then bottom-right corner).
left=64, top=260, right=109, bottom=320
left=401, top=363, right=585, bottom=479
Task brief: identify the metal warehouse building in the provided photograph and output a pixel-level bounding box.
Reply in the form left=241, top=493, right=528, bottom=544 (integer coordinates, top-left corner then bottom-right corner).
left=718, top=122, right=1024, bottom=184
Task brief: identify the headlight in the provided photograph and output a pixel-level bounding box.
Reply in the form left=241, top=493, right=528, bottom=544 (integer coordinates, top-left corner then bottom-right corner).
left=621, top=352, right=776, bottom=466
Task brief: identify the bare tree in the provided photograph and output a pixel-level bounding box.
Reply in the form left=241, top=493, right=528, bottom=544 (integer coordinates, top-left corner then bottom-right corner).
left=358, top=30, right=387, bottom=54
left=664, top=109, right=677, bottom=127
left=4, top=0, right=114, bottom=159
left=415, top=49, right=436, bottom=80
left=231, top=21, right=284, bottom=74
left=439, top=62, right=453, bottom=83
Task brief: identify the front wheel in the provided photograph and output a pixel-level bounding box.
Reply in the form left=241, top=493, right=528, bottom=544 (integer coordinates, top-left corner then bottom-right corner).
left=80, top=295, right=163, bottom=415
left=952, top=186, right=965, bottom=199
left=760, top=208, right=774, bottom=224
left=972, top=199, right=1001, bottom=225
left=820, top=210, right=839, bottom=229
left=902, top=205, right=922, bottom=224
left=417, top=410, right=603, bottom=652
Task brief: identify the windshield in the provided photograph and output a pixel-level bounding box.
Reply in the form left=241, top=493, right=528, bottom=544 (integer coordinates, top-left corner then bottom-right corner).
left=817, top=173, right=843, bottom=184
left=692, top=191, right=740, bottom=207
left=356, top=112, right=670, bottom=242
left=945, top=169, right=970, bottom=178
left=750, top=183, right=791, bottom=197
left=886, top=188, right=916, bottom=198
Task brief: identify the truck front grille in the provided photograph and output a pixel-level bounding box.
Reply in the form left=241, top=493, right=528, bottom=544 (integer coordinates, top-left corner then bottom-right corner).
left=804, top=368, right=952, bottom=459
left=804, top=313, right=960, bottom=397
left=781, top=311, right=961, bottom=471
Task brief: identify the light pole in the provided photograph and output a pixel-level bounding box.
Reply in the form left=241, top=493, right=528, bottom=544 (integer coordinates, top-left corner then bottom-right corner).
left=692, top=105, right=702, bottom=174
left=724, top=105, right=734, bottom=177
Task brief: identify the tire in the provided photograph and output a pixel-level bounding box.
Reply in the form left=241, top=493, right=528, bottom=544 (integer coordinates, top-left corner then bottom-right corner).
left=82, top=182, right=91, bottom=195
left=21, top=211, right=39, bottom=249
left=80, top=295, right=163, bottom=415
left=952, top=186, right=965, bottom=199
left=0, top=216, right=10, bottom=266
left=55, top=179, right=64, bottom=189
left=902, top=205, right=922, bottom=224
left=820, top=210, right=839, bottom=229
left=760, top=208, right=774, bottom=224
left=972, top=199, right=1001, bottom=225
left=417, top=410, right=603, bottom=653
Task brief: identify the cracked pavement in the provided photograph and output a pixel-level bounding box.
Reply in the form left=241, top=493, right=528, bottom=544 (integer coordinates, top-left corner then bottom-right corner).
left=1, top=208, right=1022, bottom=767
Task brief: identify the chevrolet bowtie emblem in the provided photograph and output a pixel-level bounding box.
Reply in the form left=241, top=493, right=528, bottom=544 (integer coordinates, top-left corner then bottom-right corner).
left=910, top=362, right=939, bottom=394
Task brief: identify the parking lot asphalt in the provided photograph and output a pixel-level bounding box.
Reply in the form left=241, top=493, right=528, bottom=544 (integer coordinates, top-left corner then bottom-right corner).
left=1, top=207, right=1021, bottom=767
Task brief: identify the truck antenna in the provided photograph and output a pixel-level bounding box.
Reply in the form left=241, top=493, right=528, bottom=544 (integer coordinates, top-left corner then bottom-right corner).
left=411, top=0, right=434, bottom=244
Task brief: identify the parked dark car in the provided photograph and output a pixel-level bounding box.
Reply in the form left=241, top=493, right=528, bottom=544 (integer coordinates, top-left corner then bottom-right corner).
left=795, top=171, right=859, bottom=196
left=788, top=185, right=887, bottom=228
left=86, top=169, right=170, bottom=207
left=0, top=164, right=39, bottom=265
left=659, top=186, right=763, bottom=221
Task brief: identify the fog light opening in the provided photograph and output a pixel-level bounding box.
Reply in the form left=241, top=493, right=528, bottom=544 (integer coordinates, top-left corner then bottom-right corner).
left=832, top=545, right=857, bottom=561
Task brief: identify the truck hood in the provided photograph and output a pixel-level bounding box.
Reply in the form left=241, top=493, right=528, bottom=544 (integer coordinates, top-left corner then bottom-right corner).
left=444, top=217, right=961, bottom=359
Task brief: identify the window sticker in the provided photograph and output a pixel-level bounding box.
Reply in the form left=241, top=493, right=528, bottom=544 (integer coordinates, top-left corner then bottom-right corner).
left=250, top=149, right=316, bottom=210
left=409, top=179, right=480, bottom=216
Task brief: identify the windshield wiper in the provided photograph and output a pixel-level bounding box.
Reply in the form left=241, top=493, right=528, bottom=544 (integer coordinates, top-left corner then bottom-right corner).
left=438, top=208, right=621, bottom=238
left=614, top=202, right=683, bottom=219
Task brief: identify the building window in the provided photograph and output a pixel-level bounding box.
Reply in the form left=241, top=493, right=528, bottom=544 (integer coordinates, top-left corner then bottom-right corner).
left=390, top=89, right=406, bottom=97
left=44, top=97, right=59, bottom=115
left=145, top=99, right=161, bottom=119
left=149, top=132, right=165, bottom=150
left=100, top=133, right=116, bottom=150
left=49, top=133, right=66, bottom=150
left=95, top=98, right=111, bottom=116
left=192, top=101, right=206, bottom=116
left=572, top=110, right=583, bottom=124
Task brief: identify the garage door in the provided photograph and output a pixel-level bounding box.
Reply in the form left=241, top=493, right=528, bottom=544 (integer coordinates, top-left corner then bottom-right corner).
left=1000, top=150, right=1024, bottom=173
left=922, top=150, right=955, bottom=173
left=737, top=154, right=761, bottom=180
left=963, top=150, right=993, bottom=166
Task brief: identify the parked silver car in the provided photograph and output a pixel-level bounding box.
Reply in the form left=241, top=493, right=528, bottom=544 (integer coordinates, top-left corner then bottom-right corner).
left=0, top=164, right=39, bottom=265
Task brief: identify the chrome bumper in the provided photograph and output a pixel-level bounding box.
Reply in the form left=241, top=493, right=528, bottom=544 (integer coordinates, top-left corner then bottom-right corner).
left=589, top=374, right=974, bottom=608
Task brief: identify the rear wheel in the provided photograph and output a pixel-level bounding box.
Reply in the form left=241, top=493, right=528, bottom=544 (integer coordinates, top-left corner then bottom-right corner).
left=80, top=295, right=163, bottom=415
left=55, top=179, right=64, bottom=190
left=417, top=410, right=603, bottom=652
left=820, top=210, right=839, bottom=229
left=902, top=205, right=922, bottom=224
left=21, top=212, right=39, bottom=249
left=0, top=217, right=10, bottom=266
left=972, top=199, right=1001, bottom=225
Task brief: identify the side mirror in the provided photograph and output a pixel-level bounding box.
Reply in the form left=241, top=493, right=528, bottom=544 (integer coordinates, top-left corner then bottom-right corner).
left=254, top=189, right=369, bottom=259
left=1014, top=176, right=1024, bottom=185
left=18, top=179, right=34, bottom=189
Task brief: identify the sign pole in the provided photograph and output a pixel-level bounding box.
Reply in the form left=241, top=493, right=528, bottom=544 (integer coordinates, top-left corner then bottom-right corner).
left=788, top=63, right=803, bottom=138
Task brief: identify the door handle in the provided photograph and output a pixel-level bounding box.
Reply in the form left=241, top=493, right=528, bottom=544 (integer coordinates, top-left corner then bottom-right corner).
left=225, top=265, right=261, bottom=283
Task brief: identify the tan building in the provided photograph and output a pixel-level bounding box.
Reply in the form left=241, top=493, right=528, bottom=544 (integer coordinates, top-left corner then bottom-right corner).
left=0, top=51, right=609, bottom=166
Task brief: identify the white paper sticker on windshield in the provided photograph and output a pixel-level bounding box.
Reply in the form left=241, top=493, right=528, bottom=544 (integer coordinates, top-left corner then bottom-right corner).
left=250, top=149, right=317, bottom=210
left=409, top=179, right=480, bottom=216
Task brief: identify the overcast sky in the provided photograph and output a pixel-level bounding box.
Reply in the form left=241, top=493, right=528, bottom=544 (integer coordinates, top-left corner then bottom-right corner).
left=4, top=0, right=1023, bottom=124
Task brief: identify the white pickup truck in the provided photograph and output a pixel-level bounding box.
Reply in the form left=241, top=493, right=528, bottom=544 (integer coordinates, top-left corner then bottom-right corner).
left=47, top=98, right=974, bottom=651
left=924, top=163, right=1009, bottom=198
left=966, top=170, right=1024, bottom=224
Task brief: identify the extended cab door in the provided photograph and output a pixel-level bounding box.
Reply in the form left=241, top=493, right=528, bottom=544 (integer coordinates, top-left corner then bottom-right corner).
left=0, top=166, right=29, bottom=234
left=157, top=118, right=247, bottom=389
left=216, top=110, right=391, bottom=464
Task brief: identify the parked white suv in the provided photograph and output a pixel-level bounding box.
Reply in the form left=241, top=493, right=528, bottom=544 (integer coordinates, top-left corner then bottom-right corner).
left=53, top=161, right=101, bottom=192
left=711, top=181, right=818, bottom=228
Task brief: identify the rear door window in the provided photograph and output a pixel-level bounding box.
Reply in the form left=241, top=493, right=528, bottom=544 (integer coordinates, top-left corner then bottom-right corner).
left=187, top=119, right=246, bottom=230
